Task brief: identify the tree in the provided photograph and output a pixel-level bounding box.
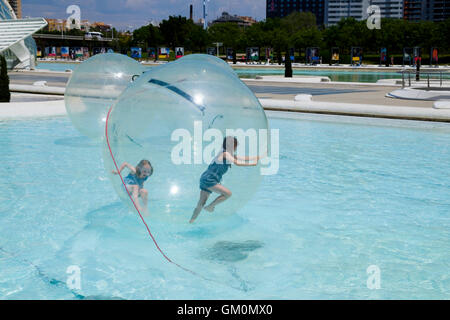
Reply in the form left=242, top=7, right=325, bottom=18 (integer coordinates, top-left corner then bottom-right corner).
left=187, top=23, right=210, bottom=52
left=159, top=15, right=196, bottom=50
left=281, top=11, right=316, bottom=34
left=292, top=27, right=323, bottom=50
left=0, top=55, right=10, bottom=103
left=117, top=32, right=132, bottom=53
left=271, top=28, right=288, bottom=64
left=208, top=22, right=241, bottom=49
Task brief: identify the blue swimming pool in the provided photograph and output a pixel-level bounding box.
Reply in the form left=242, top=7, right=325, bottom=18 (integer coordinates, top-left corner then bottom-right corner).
left=36, top=62, right=403, bottom=83
left=0, top=113, right=449, bottom=299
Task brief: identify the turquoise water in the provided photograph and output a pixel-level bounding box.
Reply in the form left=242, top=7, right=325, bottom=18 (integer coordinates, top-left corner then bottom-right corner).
left=234, top=68, right=402, bottom=83
left=36, top=62, right=403, bottom=83
left=0, top=114, right=449, bottom=299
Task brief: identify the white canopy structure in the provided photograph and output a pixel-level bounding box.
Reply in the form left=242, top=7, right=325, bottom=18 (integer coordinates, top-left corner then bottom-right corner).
left=0, top=0, right=47, bottom=70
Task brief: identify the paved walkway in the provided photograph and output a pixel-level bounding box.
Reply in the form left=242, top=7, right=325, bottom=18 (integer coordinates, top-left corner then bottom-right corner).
left=8, top=70, right=70, bottom=87
left=244, top=80, right=433, bottom=108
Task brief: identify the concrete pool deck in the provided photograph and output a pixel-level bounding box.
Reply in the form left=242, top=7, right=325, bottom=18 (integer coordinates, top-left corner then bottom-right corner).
left=2, top=91, right=450, bottom=122
left=3, top=71, right=450, bottom=122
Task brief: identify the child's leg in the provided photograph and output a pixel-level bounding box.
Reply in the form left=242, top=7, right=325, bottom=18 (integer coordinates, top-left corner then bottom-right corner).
left=139, top=188, right=149, bottom=216
left=139, top=188, right=148, bottom=206
left=204, top=184, right=232, bottom=212
left=127, top=185, right=145, bottom=213
left=189, top=190, right=211, bottom=223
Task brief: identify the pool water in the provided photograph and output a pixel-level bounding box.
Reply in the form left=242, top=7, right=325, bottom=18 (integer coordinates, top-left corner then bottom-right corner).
left=234, top=68, right=402, bottom=83
left=36, top=62, right=404, bottom=83
left=0, top=114, right=449, bottom=299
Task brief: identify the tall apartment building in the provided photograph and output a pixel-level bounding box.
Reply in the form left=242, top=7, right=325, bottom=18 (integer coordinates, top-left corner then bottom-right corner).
left=266, top=0, right=326, bottom=25
left=371, top=0, right=403, bottom=18
left=266, top=0, right=448, bottom=25
left=431, top=0, right=450, bottom=21
left=7, top=0, right=20, bottom=18
left=325, top=0, right=370, bottom=25
left=404, top=0, right=450, bottom=21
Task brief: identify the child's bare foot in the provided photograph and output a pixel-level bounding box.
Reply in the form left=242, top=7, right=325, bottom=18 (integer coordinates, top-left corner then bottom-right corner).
left=204, top=204, right=215, bottom=212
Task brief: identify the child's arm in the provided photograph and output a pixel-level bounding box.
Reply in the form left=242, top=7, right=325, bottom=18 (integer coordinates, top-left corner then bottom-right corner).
left=235, top=154, right=266, bottom=162
left=112, top=162, right=136, bottom=175
left=236, top=149, right=268, bottom=162
left=224, top=152, right=258, bottom=167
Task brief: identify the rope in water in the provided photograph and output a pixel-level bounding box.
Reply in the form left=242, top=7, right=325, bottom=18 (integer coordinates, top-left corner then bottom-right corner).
left=105, top=106, right=203, bottom=278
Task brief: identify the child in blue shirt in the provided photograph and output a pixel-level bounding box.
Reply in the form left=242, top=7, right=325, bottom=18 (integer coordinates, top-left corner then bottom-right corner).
left=113, top=159, right=153, bottom=216
left=189, top=136, right=262, bottom=223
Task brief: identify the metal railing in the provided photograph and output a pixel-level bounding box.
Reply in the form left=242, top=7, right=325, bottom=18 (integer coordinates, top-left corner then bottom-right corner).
left=399, top=69, right=450, bottom=88
left=33, top=33, right=116, bottom=42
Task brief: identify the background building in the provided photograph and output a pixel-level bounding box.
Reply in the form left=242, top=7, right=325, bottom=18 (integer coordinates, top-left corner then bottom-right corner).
left=266, top=0, right=326, bottom=25
left=45, top=18, right=111, bottom=33
left=211, top=12, right=257, bottom=27
left=0, top=0, right=46, bottom=69
left=266, top=0, right=449, bottom=24
left=7, top=0, right=20, bottom=18
left=404, top=0, right=450, bottom=21
left=431, top=0, right=450, bottom=21
left=371, top=0, right=403, bottom=18
left=325, top=0, right=370, bottom=25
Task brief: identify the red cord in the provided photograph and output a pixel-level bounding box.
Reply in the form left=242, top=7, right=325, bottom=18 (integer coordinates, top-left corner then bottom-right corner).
left=105, top=106, right=198, bottom=276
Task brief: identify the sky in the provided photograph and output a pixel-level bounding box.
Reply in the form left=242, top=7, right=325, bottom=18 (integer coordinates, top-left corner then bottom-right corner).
left=22, top=0, right=267, bottom=30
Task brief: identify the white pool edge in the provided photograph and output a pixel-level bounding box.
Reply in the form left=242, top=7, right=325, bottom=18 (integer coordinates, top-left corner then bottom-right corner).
left=260, top=99, right=450, bottom=122
left=2, top=98, right=450, bottom=123
left=0, top=99, right=66, bottom=120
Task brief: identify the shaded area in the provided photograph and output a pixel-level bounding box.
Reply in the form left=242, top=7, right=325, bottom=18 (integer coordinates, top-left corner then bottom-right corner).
left=8, top=73, right=70, bottom=87
left=10, top=93, right=63, bottom=102
left=54, top=136, right=99, bottom=148
left=203, top=240, right=263, bottom=263
left=0, top=247, right=124, bottom=300
left=248, top=85, right=374, bottom=96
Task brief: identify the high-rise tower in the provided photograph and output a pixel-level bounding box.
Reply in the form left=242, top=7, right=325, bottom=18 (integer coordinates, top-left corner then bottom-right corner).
left=7, top=0, right=20, bottom=18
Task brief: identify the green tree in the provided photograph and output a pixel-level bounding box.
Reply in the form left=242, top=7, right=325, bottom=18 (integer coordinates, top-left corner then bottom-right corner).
left=208, top=22, right=242, bottom=53
left=117, top=32, right=132, bottom=53
left=291, top=27, right=323, bottom=50
left=281, top=11, right=316, bottom=34
left=132, top=24, right=163, bottom=50
left=271, top=28, right=289, bottom=64
left=187, top=24, right=210, bottom=52
left=159, top=16, right=197, bottom=50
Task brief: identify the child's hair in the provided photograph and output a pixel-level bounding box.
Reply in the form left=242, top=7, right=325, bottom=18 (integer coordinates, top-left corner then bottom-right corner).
left=223, top=136, right=238, bottom=152
left=136, top=159, right=153, bottom=176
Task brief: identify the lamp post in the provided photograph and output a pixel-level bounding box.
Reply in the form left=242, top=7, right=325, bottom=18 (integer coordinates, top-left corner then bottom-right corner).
left=203, top=0, right=211, bottom=30
left=213, top=42, right=222, bottom=57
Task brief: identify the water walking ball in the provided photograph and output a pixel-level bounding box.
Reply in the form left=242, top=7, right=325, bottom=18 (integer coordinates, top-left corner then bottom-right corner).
left=65, top=53, right=145, bottom=139
left=103, top=54, right=269, bottom=223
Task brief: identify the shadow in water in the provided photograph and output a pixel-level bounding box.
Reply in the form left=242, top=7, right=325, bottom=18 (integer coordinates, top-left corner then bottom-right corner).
left=202, top=241, right=264, bottom=292
left=0, top=247, right=125, bottom=300
left=203, top=240, right=263, bottom=263
left=54, top=136, right=99, bottom=148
